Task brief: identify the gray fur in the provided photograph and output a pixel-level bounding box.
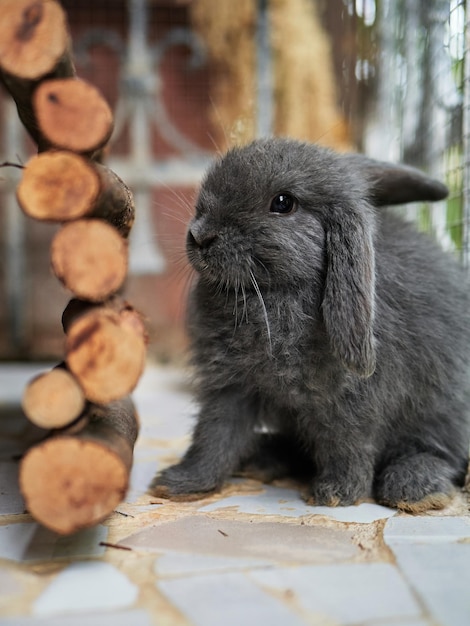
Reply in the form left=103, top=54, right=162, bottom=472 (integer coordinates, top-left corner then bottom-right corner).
left=151, top=137, right=470, bottom=509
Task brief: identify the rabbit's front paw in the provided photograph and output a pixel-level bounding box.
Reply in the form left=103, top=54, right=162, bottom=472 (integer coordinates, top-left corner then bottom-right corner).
left=149, top=463, right=220, bottom=500
left=375, top=453, right=456, bottom=512
left=307, top=473, right=371, bottom=507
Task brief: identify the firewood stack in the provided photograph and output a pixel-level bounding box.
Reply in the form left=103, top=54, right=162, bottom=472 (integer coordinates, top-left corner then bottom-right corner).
left=0, top=0, right=146, bottom=534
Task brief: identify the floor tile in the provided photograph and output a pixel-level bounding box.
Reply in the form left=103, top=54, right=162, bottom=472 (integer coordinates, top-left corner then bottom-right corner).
left=372, top=620, right=430, bottom=626
left=32, top=561, right=138, bottom=616
left=0, top=568, right=22, bottom=599
left=0, top=438, right=29, bottom=462
left=250, top=562, right=422, bottom=624
left=154, top=551, right=272, bottom=577
left=0, top=524, right=38, bottom=562
left=0, top=404, right=29, bottom=437
left=0, top=462, right=25, bottom=515
left=120, top=514, right=360, bottom=563
left=158, top=571, right=308, bottom=626
left=133, top=366, right=194, bottom=442
left=0, top=364, right=52, bottom=404
left=2, top=609, right=151, bottom=626
left=26, top=525, right=108, bottom=561
left=126, top=455, right=159, bottom=503
left=390, top=542, right=470, bottom=626
left=384, top=515, right=470, bottom=544
left=134, top=393, right=193, bottom=441
left=0, top=523, right=107, bottom=562
left=200, top=485, right=396, bottom=523
left=135, top=365, right=189, bottom=395
left=0, top=404, right=45, bottom=461
left=1, top=363, right=468, bottom=626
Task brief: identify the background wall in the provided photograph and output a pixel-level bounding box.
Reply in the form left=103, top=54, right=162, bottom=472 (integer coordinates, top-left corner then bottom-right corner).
left=0, top=0, right=467, bottom=361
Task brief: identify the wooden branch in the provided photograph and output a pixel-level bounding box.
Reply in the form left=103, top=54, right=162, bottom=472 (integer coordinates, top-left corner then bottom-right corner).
left=2, top=1, right=148, bottom=536
left=61, top=296, right=147, bottom=334
left=50, top=219, right=128, bottom=301
left=62, top=298, right=101, bottom=334
left=93, top=163, right=135, bottom=238
left=16, top=151, right=135, bottom=237
left=22, top=365, right=86, bottom=429
left=61, top=297, right=103, bottom=334
left=19, top=396, right=139, bottom=535
left=65, top=305, right=147, bottom=404
left=33, top=77, right=114, bottom=154
left=0, top=0, right=75, bottom=151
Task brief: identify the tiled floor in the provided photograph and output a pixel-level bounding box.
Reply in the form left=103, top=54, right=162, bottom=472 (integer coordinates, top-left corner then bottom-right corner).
left=1, top=363, right=469, bottom=626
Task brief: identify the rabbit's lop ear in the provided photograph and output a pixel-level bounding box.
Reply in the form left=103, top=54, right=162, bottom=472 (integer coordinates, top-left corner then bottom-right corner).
left=322, top=205, right=376, bottom=378
left=343, top=154, right=449, bottom=206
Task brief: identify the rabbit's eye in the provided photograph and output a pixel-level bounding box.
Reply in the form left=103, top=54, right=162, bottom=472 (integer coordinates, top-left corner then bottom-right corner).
left=269, top=193, right=297, bottom=214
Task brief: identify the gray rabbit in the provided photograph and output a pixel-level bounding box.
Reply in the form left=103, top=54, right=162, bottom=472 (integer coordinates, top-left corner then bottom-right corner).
left=151, top=137, right=470, bottom=511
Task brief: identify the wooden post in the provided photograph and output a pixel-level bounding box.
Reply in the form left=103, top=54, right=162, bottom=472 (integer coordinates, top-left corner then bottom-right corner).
left=33, top=78, right=114, bottom=154
left=22, top=365, right=86, bottom=430
left=50, top=219, right=129, bottom=302
left=65, top=304, right=147, bottom=404
left=0, top=0, right=76, bottom=151
left=0, top=0, right=149, bottom=533
left=17, top=151, right=135, bottom=237
left=19, top=397, right=139, bottom=535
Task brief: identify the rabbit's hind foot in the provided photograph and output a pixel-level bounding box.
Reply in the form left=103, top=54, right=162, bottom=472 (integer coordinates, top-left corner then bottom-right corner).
left=375, top=452, right=457, bottom=512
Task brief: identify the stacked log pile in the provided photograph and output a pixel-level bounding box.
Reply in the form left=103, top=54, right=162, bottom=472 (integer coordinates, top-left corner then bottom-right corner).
left=0, top=0, right=145, bottom=535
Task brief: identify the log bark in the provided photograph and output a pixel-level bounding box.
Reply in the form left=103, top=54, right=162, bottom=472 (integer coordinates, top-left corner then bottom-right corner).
left=0, top=0, right=75, bottom=152
left=22, top=365, right=86, bottom=429
left=93, top=163, right=135, bottom=238
left=61, top=298, right=103, bottom=334
left=33, top=77, right=114, bottom=154
left=17, top=151, right=135, bottom=237
left=62, top=296, right=148, bottom=339
left=65, top=305, right=147, bottom=404
left=50, top=219, right=128, bottom=301
left=19, top=396, right=139, bottom=535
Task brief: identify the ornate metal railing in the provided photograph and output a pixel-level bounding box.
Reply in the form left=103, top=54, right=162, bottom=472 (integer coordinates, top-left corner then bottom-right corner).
left=75, top=0, right=212, bottom=274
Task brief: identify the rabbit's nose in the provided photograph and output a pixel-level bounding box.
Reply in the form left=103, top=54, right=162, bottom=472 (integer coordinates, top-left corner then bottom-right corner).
left=188, top=223, right=217, bottom=249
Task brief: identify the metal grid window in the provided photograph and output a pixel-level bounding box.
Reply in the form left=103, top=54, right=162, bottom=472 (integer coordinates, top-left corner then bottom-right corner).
left=354, top=0, right=468, bottom=264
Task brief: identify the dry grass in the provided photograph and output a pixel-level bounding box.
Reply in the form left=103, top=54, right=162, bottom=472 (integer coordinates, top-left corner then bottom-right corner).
left=190, top=0, right=352, bottom=151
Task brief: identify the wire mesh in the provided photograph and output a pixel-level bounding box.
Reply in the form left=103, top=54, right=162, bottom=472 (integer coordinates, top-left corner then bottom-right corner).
left=351, top=0, right=468, bottom=263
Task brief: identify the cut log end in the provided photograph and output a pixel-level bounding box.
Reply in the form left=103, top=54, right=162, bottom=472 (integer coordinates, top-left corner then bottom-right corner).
left=17, top=151, right=100, bottom=222
left=22, top=368, right=85, bottom=429
left=0, top=0, right=69, bottom=80
left=19, top=437, right=129, bottom=534
left=65, top=308, right=146, bottom=404
left=17, top=152, right=135, bottom=237
left=51, top=219, right=128, bottom=301
left=33, top=77, right=114, bottom=153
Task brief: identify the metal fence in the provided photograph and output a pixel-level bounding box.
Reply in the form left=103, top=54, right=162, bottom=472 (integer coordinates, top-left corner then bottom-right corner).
left=350, top=0, right=469, bottom=265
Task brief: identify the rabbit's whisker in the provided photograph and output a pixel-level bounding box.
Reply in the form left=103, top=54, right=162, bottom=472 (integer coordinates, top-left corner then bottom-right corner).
left=254, top=256, right=272, bottom=290
left=250, top=270, right=272, bottom=357
left=232, top=280, right=239, bottom=329
left=241, top=282, right=248, bottom=325
left=230, top=279, right=243, bottom=343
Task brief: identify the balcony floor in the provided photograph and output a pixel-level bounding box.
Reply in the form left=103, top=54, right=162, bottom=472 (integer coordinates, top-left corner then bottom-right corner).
left=1, top=363, right=469, bottom=626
